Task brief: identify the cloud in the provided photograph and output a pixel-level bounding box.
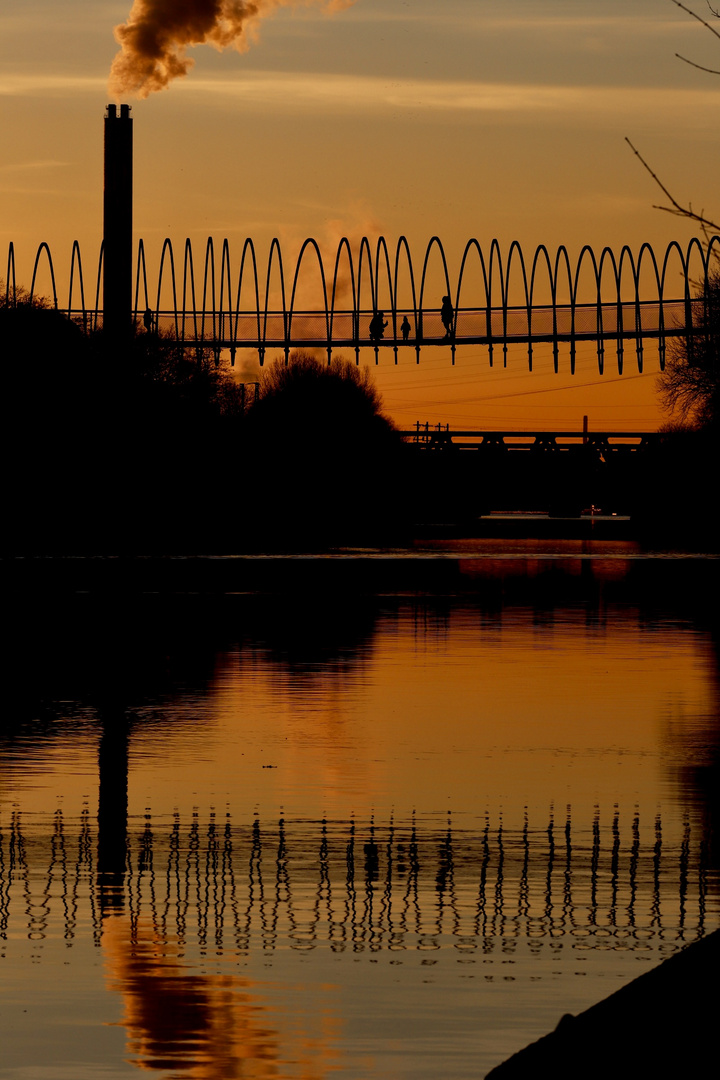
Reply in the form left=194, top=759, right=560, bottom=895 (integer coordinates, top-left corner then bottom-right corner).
left=0, top=74, right=106, bottom=95
left=0, top=160, right=68, bottom=173
left=1, top=67, right=718, bottom=131
left=174, top=70, right=720, bottom=120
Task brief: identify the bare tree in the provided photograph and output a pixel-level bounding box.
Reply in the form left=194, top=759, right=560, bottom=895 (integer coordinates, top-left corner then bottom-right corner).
left=626, top=4, right=720, bottom=428
left=658, top=269, right=720, bottom=426
left=673, top=0, right=720, bottom=74
left=627, top=1, right=720, bottom=238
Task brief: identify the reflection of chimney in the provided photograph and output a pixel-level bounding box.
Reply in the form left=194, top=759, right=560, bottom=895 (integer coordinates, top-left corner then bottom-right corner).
left=103, top=103, right=133, bottom=339
left=98, top=710, right=130, bottom=914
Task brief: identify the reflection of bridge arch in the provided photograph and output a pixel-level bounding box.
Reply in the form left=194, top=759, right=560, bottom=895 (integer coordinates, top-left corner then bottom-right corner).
left=6, top=235, right=719, bottom=370
left=1, top=806, right=715, bottom=958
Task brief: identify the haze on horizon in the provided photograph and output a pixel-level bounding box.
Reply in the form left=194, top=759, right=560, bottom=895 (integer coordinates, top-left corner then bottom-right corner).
left=1, top=0, right=718, bottom=429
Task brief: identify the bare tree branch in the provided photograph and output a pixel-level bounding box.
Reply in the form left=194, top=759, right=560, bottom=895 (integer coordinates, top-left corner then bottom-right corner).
left=669, top=0, right=720, bottom=42
left=627, top=4, right=720, bottom=248
left=625, top=137, right=720, bottom=234
left=675, top=51, right=720, bottom=72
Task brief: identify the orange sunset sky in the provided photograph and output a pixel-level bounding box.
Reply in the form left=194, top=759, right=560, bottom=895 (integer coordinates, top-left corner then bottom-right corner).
left=1, top=0, right=718, bottom=429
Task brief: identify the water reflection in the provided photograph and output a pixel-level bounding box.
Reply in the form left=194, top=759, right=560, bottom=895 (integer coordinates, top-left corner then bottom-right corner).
left=103, top=916, right=342, bottom=1077
left=2, top=554, right=720, bottom=1077
left=97, top=707, right=130, bottom=914
left=1, top=803, right=716, bottom=1075
left=1, top=807, right=712, bottom=960
left=660, top=652, right=720, bottom=871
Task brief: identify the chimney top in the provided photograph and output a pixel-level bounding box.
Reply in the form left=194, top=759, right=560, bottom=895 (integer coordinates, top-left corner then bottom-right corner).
left=106, top=103, right=132, bottom=119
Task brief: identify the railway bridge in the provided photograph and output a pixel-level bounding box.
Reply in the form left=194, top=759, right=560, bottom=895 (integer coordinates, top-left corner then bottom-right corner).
left=402, top=425, right=661, bottom=453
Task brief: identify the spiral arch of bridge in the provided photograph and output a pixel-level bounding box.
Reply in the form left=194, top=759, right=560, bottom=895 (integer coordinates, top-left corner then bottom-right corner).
left=6, top=235, right=720, bottom=373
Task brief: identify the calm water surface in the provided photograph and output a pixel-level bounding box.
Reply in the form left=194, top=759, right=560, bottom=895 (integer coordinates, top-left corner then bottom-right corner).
left=1, top=544, right=719, bottom=1078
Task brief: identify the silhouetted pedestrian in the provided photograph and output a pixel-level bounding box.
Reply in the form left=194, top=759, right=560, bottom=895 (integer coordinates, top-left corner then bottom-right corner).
left=440, top=295, right=454, bottom=339
left=143, top=307, right=154, bottom=333
left=369, top=311, right=388, bottom=342
left=401, top=315, right=411, bottom=342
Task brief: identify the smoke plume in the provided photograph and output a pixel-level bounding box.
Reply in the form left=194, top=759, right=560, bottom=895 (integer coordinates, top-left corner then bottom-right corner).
left=110, top=0, right=355, bottom=99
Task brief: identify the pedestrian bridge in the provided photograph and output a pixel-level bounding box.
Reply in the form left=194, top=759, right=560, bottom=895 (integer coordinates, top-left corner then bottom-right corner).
left=6, top=234, right=719, bottom=372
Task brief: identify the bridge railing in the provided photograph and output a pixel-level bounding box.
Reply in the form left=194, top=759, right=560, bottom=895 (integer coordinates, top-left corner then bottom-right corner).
left=57, top=297, right=698, bottom=359
left=130, top=299, right=693, bottom=348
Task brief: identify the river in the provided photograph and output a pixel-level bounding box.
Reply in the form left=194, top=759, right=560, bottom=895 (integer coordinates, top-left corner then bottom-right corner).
left=1, top=540, right=718, bottom=1078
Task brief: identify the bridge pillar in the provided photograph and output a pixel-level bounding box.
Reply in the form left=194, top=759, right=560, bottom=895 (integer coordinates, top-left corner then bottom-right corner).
left=103, top=104, right=133, bottom=342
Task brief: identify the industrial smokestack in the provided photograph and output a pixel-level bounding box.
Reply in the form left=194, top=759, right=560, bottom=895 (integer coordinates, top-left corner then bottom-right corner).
left=103, top=103, right=133, bottom=339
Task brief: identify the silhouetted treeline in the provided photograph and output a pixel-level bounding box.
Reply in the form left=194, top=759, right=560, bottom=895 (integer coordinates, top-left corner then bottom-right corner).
left=243, top=351, right=407, bottom=543
left=470, top=427, right=718, bottom=542
left=1, top=303, right=718, bottom=553
left=629, top=425, right=719, bottom=544
left=1, top=302, right=250, bottom=553
left=0, top=308, right=409, bottom=553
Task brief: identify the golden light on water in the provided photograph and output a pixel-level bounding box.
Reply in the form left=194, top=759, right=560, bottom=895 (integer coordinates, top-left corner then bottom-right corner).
left=102, top=916, right=344, bottom=1077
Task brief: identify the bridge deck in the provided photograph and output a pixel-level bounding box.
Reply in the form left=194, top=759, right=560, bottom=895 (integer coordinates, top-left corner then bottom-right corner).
left=66, top=297, right=697, bottom=352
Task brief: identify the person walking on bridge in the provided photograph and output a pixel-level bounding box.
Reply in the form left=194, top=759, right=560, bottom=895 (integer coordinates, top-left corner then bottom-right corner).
left=441, top=295, right=454, bottom=339
left=369, top=310, right=388, bottom=342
